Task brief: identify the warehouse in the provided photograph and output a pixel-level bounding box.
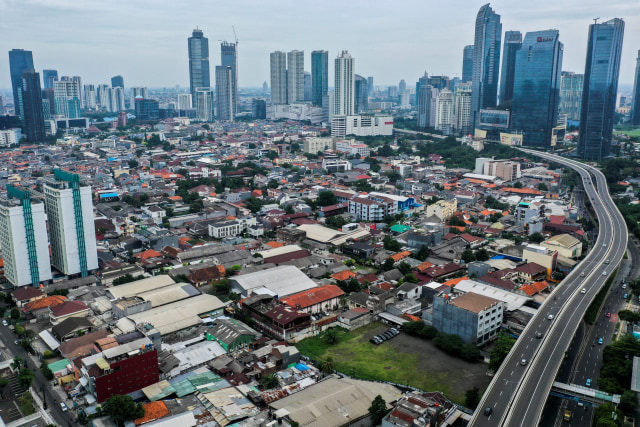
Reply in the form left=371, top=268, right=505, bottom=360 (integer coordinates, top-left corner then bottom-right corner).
left=229, top=265, right=317, bottom=298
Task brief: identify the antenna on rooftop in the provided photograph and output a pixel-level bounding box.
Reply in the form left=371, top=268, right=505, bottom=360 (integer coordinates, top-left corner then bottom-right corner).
left=593, top=17, right=600, bottom=24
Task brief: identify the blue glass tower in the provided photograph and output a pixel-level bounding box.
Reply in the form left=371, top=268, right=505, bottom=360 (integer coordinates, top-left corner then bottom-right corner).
left=462, top=45, right=474, bottom=83
left=471, top=4, right=502, bottom=127
left=632, top=50, right=640, bottom=126
left=499, top=31, right=522, bottom=104
left=577, top=18, right=625, bottom=160
left=188, top=29, right=210, bottom=98
left=9, top=49, right=35, bottom=119
left=42, top=69, right=58, bottom=90
left=511, top=30, right=563, bottom=149
left=311, top=50, right=328, bottom=107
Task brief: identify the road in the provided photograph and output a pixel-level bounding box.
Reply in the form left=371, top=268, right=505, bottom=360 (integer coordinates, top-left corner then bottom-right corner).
left=0, top=324, right=75, bottom=426
left=469, top=150, right=628, bottom=427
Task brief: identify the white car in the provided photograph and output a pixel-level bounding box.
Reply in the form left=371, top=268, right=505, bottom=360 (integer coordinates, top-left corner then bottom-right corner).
left=60, top=402, right=68, bottom=412
left=581, top=288, right=586, bottom=294
left=548, top=314, right=554, bottom=320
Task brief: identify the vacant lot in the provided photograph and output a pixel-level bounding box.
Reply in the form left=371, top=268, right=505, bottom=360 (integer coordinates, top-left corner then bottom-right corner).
left=615, top=128, right=640, bottom=137
left=296, top=322, right=491, bottom=404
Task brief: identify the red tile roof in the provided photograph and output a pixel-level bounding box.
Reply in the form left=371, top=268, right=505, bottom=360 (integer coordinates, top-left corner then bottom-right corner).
left=331, top=270, right=357, bottom=281
left=25, top=295, right=67, bottom=311
left=50, top=300, right=89, bottom=318
left=390, top=251, right=412, bottom=262
left=281, top=284, right=345, bottom=310
left=13, top=286, right=43, bottom=301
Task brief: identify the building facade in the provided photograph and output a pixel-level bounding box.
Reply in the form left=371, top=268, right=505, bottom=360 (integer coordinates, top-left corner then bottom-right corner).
left=215, top=65, right=234, bottom=121
left=42, top=69, right=58, bottom=90
left=270, top=51, right=287, bottom=105
left=331, top=115, right=393, bottom=137
left=559, top=72, right=584, bottom=122
left=311, top=50, right=328, bottom=107
left=54, top=80, right=81, bottom=118
left=432, top=292, right=503, bottom=344
left=19, top=70, right=46, bottom=142
left=455, top=84, right=472, bottom=134
left=511, top=30, right=563, bottom=149
left=435, top=89, right=454, bottom=134
left=462, top=45, right=474, bottom=83
left=188, top=29, right=210, bottom=98
left=195, top=87, right=214, bottom=122
left=111, top=75, right=124, bottom=88
left=632, top=50, right=640, bottom=126
left=334, top=51, right=355, bottom=116
left=177, top=93, right=192, bottom=110
left=287, top=50, right=304, bottom=103
left=9, top=49, right=34, bottom=119
left=354, top=74, right=369, bottom=113
left=577, top=18, right=625, bottom=160
left=499, top=30, right=522, bottom=104
left=134, top=98, right=159, bottom=121
left=220, top=41, right=238, bottom=115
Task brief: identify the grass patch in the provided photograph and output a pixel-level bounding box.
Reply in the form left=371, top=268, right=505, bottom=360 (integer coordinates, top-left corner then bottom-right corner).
left=584, top=269, right=617, bottom=324
left=296, top=323, right=479, bottom=404
left=615, top=128, right=640, bottom=137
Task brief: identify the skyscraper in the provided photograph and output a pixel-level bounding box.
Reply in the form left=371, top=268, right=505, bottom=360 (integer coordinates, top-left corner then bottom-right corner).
left=188, top=29, right=210, bottom=98
left=354, top=74, right=369, bottom=113
left=130, top=87, right=148, bottom=105
left=287, top=50, right=304, bottom=103
left=177, top=93, right=193, bottom=110
left=270, top=51, right=287, bottom=105
left=215, top=65, right=234, bottom=121
left=0, top=186, right=52, bottom=287
left=83, top=84, right=97, bottom=110
left=304, top=72, right=312, bottom=102
left=41, top=89, right=55, bottom=116
left=195, top=87, right=214, bottom=121
left=399, top=79, right=407, bottom=94
left=511, top=30, right=563, bottom=148
left=43, top=69, right=58, bottom=90
left=416, top=72, right=430, bottom=105
left=54, top=80, right=81, bottom=118
left=44, top=169, right=98, bottom=277
left=436, top=89, right=454, bottom=135
left=220, top=41, right=238, bottom=114
left=334, top=51, right=355, bottom=116
left=417, top=84, right=434, bottom=129
left=262, top=81, right=269, bottom=95
left=471, top=4, right=502, bottom=127
left=462, top=45, right=474, bottom=83
left=367, top=77, right=374, bottom=96
left=9, top=49, right=35, bottom=119
left=559, top=71, right=584, bottom=122
left=20, top=70, right=46, bottom=142
left=577, top=19, right=625, bottom=160
left=111, top=75, right=124, bottom=88
left=632, top=51, right=640, bottom=126
left=0, top=96, right=4, bottom=115
left=455, top=84, right=473, bottom=134
left=72, top=76, right=83, bottom=107
left=311, top=50, right=328, bottom=107
left=499, top=31, right=522, bottom=104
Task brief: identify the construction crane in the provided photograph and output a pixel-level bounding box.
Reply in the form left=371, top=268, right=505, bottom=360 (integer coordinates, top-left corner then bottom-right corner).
left=232, top=26, right=238, bottom=46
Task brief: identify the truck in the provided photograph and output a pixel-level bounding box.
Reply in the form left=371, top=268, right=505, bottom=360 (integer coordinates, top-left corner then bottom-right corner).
left=563, top=409, right=572, bottom=422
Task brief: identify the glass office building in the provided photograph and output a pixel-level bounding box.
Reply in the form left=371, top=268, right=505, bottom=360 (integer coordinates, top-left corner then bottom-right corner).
left=188, top=29, right=210, bottom=99
left=499, top=31, right=522, bottom=104
left=511, top=30, right=563, bottom=149
left=311, top=50, right=328, bottom=107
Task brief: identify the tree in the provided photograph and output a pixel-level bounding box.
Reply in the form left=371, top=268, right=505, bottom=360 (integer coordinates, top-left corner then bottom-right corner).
left=244, top=197, right=265, bottom=214
left=403, top=273, right=419, bottom=283
left=382, top=258, right=395, bottom=272
left=325, top=328, right=340, bottom=345
left=593, top=403, right=623, bottom=427
left=475, top=248, right=490, bottom=262
left=465, top=387, right=481, bottom=409
left=40, top=363, right=54, bottom=380
left=326, top=215, right=349, bottom=229
left=10, top=307, right=20, bottom=320
left=368, top=395, right=388, bottom=425
left=461, top=249, right=476, bottom=263
left=316, top=190, right=338, bottom=207
left=538, top=182, right=548, bottom=191
left=489, top=333, right=516, bottom=372
left=513, top=181, right=523, bottom=189
left=320, top=356, right=335, bottom=375
left=128, top=159, right=139, bottom=169
left=0, top=378, right=8, bottom=398
left=619, top=389, right=638, bottom=415
left=529, top=232, right=545, bottom=244
left=415, top=245, right=431, bottom=261
left=18, top=392, right=35, bottom=416
left=103, top=395, right=145, bottom=426
left=397, top=262, right=412, bottom=275
left=448, top=216, right=466, bottom=227
left=618, top=310, right=640, bottom=323
left=260, top=373, right=279, bottom=390
left=11, top=357, right=22, bottom=371
left=383, top=235, right=402, bottom=252
left=18, top=367, right=34, bottom=388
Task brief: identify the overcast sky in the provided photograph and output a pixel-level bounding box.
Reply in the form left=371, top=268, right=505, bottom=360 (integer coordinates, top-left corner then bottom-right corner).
left=1, top=0, right=639, bottom=91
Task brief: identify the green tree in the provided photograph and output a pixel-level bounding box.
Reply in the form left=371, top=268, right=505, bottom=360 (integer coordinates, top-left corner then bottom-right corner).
left=320, top=356, right=335, bottom=375
left=326, top=215, right=349, bottom=229
left=11, top=357, right=22, bottom=370
left=475, top=248, right=490, bottom=261
left=244, top=197, right=265, bottom=214
left=465, top=387, right=481, bottom=409
left=461, top=249, right=476, bottom=263
left=18, top=392, right=35, bottom=416
left=489, top=333, right=516, bottom=372
left=448, top=216, right=466, bottom=227
left=382, top=258, right=395, bottom=272
left=17, top=368, right=34, bottom=388
left=325, top=328, right=340, bottom=345
left=593, top=403, right=623, bottom=427
left=368, top=395, right=388, bottom=425
left=403, top=273, right=419, bottom=283
left=414, top=245, right=430, bottom=261
left=397, top=262, right=412, bottom=275
left=0, top=378, right=8, bottom=398
left=618, top=310, right=640, bottom=323
left=260, top=373, right=279, bottom=390
left=103, top=394, right=145, bottom=426
left=316, top=190, right=338, bottom=207
left=10, top=307, right=20, bottom=320
left=383, top=235, right=402, bottom=252
left=529, top=232, right=545, bottom=244
left=538, top=182, right=548, bottom=191
left=513, top=181, right=523, bottom=189
left=128, top=159, right=139, bottom=169
left=40, top=363, right=54, bottom=380
left=619, top=389, right=638, bottom=415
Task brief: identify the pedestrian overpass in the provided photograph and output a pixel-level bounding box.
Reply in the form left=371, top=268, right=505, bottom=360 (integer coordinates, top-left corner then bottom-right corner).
left=551, top=382, right=621, bottom=407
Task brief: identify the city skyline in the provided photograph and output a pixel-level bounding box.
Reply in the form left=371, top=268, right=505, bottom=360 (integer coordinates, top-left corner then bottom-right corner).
left=1, top=1, right=639, bottom=90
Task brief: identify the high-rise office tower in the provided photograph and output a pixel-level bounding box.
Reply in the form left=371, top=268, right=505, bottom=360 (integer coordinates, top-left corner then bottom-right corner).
left=417, top=84, right=434, bottom=129
left=252, top=99, right=267, bottom=119
left=0, top=95, right=4, bottom=115
left=220, top=41, right=238, bottom=114
left=287, top=50, right=304, bottom=103
left=416, top=72, right=430, bottom=105
left=9, top=49, right=35, bottom=119
left=499, top=31, right=522, bottom=104
left=311, top=50, right=328, bottom=107
left=632, top=51, right=640, bottom=126
left=54, top=80, right=81, bottom=118
left=20, top=70, right=46, bottom=142
left=462, top=45, right=474, bottom=83
left=455, top=84, right=473, bottom=134
left=262, top=81, right=269, bottom=95
left=354, top=74, right=369, bottom=113
left=215, top=65, right=234, bottom=121
left=399, top=79, right=407, bottom=94
left=44, top=170, right=98, bottom=277
left=436, top=89, right=454, bottom=134
left=111, top=75, right=124, bottom=88
left=270, top=51, right=287, bottom=105
left=195, top=87, right=214, bottom=121
left=106, top=87, right=126, bottom=112
left=367, top=77, right=374, bottom=96
left=578, top=18, right=625, bottom=160
left=41, top=89, right=55, bottom=116
left=334, top=51, right=355, bottom=116
left=304, top=72, right=312, bottom=102
left=130, top=87, right=148, bottom=106
left=471, top=4, right=502, bottom=127
left=177, top=93, right=193, bottom=110
left=388, top=86, right=398, bottom=99
left=559, top=72, right=584, bottom=122
left=511, top=30, right=563, bottom=148
left=188, top=29, right=210, bottom=98
left=71, top=76, right=83, bottom=108
left=97, top=84, right=109, bottom=110
left=134, top=98, right=159, bottom=121
left=42, top=69, right=58, bottom=90
left=0, top=186, right=52, bottom=287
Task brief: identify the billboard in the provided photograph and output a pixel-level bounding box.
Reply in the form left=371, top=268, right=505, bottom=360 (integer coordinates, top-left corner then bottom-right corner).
left=479, top=109, right=510, bottom=129
left=500, top=132, right=523, bottom=146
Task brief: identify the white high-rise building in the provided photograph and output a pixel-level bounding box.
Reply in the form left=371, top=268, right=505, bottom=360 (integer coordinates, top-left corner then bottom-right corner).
left=83, top=84, right=97, bottom=110
left=130, top=87, right=148, bottom=106
left=195, top=87, right=214, bottom=121
left=436, top=89, right=454, bottom=135
left=0, top=188, right=52, bottom=287
left=0, top=129, right=22, bottom=146
left=43, top=171, right=98, bottom=277
left=287, top=50, right=304, bottom=103
left=110, top=87, right=126, bottom=112
left=270, top=51, right=287, bottom=105
left=334, top=51, right=355, bottom=116
left=54, top=80, right=81, bottom=118
left=177, top=93, right=193, bottom=110
left=455, top=84, right=472, bottom=135
left=97, top=84, right=109, bottom=110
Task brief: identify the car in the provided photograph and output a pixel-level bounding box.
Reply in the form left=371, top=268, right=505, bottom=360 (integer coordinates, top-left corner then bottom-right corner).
left=60, top=402, right=68, bottom=412
left=370, top=337, right=382, bottom=344
left=520, top=358, right=527, bottom=366
left=598, top=337, right=604, bottom=345
left=602, top=271, right=608, bottom=276
left=390, top=328, right=399, bottom=334
left=606, top=313, right=611, bottom=318
left=586, top=378, right=591, bottom=387
left=603, top=243, right=607, bottom=247
left=580, top=272, right=586, bottom=277
left=484, top=407, right=492, bottom=416
left=548, top=314, right=554, bottom=320
left=536, top=332, right=543, bottom=339
left=1, top=320, right=7, bottom=326
left=624, top=293, right=628, bottom=299
left=605, top=259, right=610, bottom=264
left=376, top=335, right=386, bottom=342
left=623, top=284, right=627, bottom=289
left=581, top=288, right=586, bottom=294
left=383, top=332, right=394, bottom=340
